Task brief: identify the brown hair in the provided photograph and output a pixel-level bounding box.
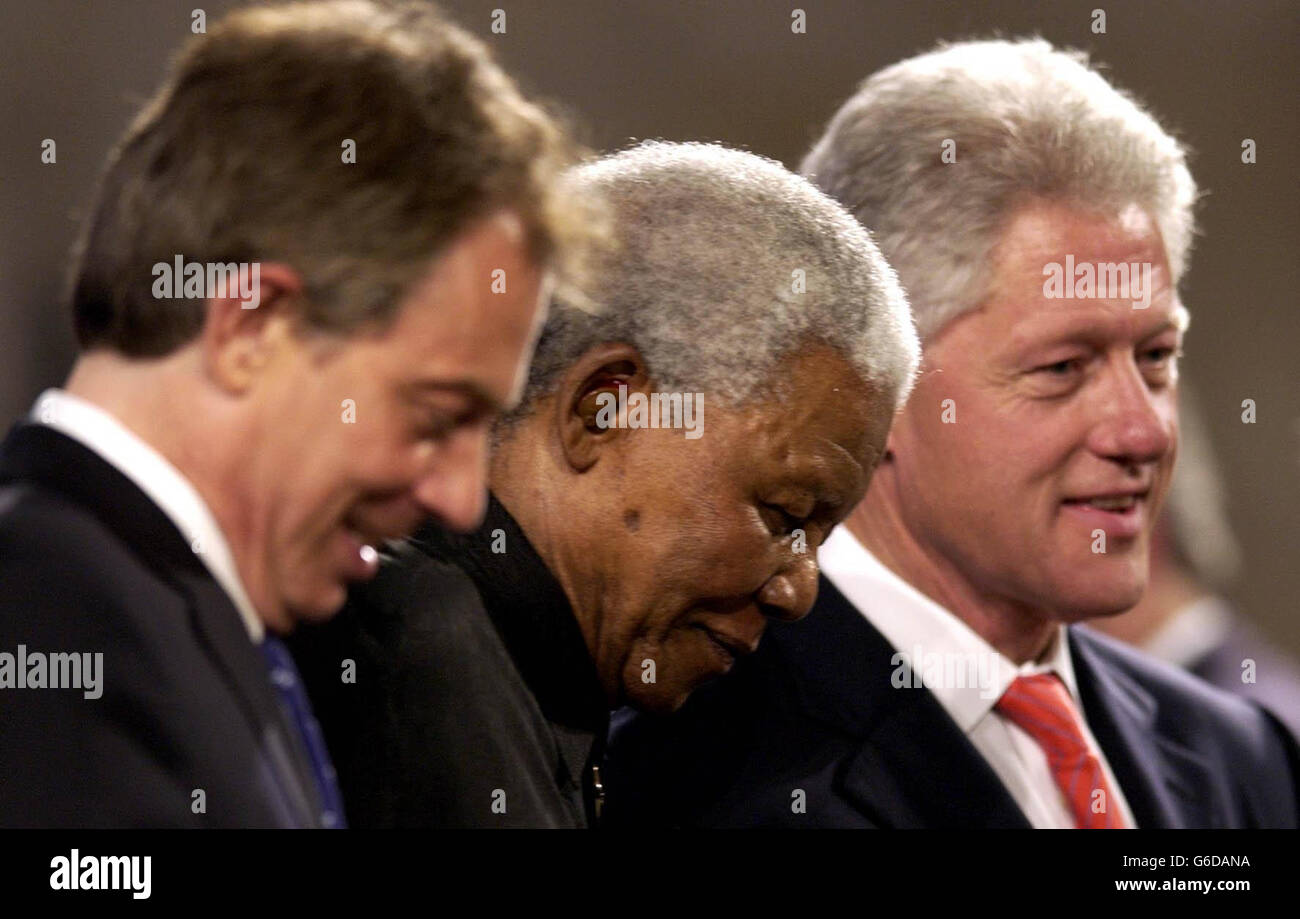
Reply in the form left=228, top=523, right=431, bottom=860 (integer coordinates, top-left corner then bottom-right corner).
left=71, top=0, right=581, bottom=355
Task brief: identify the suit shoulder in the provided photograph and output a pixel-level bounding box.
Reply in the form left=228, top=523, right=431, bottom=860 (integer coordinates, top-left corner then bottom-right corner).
left=1074, top=625, right=1300, bottom=770
left=0, top=481, right=189, bottom=638
left=0, top=483, right=272, bottom=826
left=307, top=539, right=500, bottom=666
left=1, top=480, right=150, bottom=574
left=290, top=540, right=563, bottom=827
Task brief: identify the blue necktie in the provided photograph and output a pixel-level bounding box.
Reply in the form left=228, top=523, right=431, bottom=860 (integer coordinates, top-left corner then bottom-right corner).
left=260, top=635, right=347, bottom=828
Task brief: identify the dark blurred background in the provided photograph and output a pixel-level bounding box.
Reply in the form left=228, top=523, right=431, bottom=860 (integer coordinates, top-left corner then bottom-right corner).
left=2, top=0, right=1296, bottom=653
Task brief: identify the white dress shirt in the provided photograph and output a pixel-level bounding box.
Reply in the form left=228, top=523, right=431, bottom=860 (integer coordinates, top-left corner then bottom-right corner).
left=31, top=389, right=263, bottom=643
left=818, top=526, right=1136, bottom=828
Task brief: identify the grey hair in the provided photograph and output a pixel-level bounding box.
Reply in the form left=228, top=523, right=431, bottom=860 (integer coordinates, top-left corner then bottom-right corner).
left=801, top=38, right=1198, bottom=341
left=512, top=141, right=919, bottom=418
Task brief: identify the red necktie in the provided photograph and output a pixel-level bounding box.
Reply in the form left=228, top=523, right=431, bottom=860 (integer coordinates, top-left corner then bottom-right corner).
left=995, top=673, right=1128, bottom=828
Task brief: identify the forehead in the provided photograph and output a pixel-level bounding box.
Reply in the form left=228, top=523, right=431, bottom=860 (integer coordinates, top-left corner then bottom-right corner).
left=361, top=214, right=543, bottom=386
left=391, top=214, right=540, bottom=350
left=984, top=200, right=1185, bottom=348
left=746, top=347, right=893, bottom=476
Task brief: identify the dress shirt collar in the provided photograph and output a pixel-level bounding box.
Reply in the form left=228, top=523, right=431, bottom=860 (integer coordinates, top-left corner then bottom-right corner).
left=32, top=388, right=264, bottom=642
left=818, top=525, right=1081, bottom=733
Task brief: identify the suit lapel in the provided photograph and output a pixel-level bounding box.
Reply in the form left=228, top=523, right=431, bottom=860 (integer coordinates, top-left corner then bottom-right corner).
left=772, top=576, right=1030, bottom=827
left=0, top=422, right=323, bottom=826
left=178, top=566, right=325, bottom=826
left=840, top=697, right=1032, bottom=828
left=1069, top=626, right=1213, bottom=828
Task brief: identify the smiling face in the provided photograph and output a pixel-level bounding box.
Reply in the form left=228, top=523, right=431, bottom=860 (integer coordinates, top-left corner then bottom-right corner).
left=886, top=199, right=1183, bottom=623
left=567, top=346, right=892, bottom=714
left=234, top=211, right=547, bottom=630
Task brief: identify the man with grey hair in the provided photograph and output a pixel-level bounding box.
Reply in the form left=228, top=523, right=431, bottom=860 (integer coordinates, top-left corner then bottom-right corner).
left=605, top=40, right=1299, bottom=828
left=289, top=141, right=919, bottom=827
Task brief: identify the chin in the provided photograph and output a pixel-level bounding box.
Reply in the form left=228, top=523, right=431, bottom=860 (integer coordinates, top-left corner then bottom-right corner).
left=624, top=679, right=696, bottom=715
left=282, top=580, right=349, bottom=627
left=1050, top=573, right=1147, bottom=621
left=1032, top=540, right=1146, bottom=616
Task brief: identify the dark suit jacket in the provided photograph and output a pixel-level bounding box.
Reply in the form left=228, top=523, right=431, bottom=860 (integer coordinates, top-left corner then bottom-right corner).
left=604, top=576, right=1300, bottom=828
left=0, top=422, right=324, bottom=827
left=290, top=494, right=609, bottom=828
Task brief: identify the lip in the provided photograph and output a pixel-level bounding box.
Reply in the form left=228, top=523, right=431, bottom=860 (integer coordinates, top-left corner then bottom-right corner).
left=1063, top=487, right=1150, bottom=502
left=343, top=511, right=422, bottom=549
left=1060, top=490, right=1149, bottom=540
left=693, top=623, right=762, bottom=659
left=695, top=627, right=738, bottom=673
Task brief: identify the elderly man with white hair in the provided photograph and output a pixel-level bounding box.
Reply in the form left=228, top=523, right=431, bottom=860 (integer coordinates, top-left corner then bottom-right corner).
left=605, top=39, right=1300, bottom=828
left=289, top=141, right=919, bottom=827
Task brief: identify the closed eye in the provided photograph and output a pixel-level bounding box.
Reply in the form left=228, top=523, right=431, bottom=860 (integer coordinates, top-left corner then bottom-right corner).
left=1037, top=358, right=1083, bottom=376
left=416, top=410, right=478, bottom=444
left=1140, top=346, right=1179, bottom=365
left=760, top=502, right=805, bottom=537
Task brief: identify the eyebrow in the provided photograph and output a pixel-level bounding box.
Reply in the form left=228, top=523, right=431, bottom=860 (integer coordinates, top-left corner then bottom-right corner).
left=792, top=438, right=871, bottom=508
left=1015, top=308, right=1189, bottom=356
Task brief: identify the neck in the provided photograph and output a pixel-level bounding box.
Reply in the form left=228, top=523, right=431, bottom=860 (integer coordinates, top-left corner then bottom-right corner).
left=489, top=416, right=615, bottom=702
left=63, top=350, right=278, bottom=629
left=65, top=349, right=208, bottom=479
left=845, top=466, right=1058, bottom=665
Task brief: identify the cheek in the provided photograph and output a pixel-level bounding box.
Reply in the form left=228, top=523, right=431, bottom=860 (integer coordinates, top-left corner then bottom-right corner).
left=274, top=480, right=346, bottom=556
left=897, top=407, right=1074, bottom=539
left=619, top=460, right=730, bottom=561
left=899, top=386, right=983, bottom=474
left=623, top=630, right=710, bottom=712
left=343, top=398, right=431, bottom=490
left=664, top=511, right=768, bottom=596
left=979, top=402, right=1089, bottom=490
left=615, top=522, right=761, bottom=638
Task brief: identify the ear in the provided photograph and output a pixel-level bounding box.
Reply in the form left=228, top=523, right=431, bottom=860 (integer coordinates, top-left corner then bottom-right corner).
left=199, top=262, right=304, bottom=394
left=556, top=341, right=650, bottom=473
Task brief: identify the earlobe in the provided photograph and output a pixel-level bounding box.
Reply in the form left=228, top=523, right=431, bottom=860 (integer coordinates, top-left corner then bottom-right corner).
left=556, top=342, right=649, bottom=473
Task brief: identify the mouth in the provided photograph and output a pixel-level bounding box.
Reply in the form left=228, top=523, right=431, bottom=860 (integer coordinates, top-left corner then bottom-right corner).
left=338, top=526, right=381, bottom=581
left=336, top=499, right=431, bottom=584
left=344, top=508, right=424, bottom=552
left=691, top=623, right=761, bottom=672
left=339, top=511, right=419, bottom=582
left=1060, top=488, right=1150, bottom=538
left=1065, top=494, right=1141, bottom=511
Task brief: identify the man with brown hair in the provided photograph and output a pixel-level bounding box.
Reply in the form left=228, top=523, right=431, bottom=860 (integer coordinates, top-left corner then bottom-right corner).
left=0, top=0, right=577, bottom=827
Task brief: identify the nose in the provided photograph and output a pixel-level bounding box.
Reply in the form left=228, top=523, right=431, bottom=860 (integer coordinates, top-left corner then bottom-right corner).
left=1087, top=358, right=1173, bottom=466
left=411, top=427, right=490, bottom=533
left=756, top=553, right=820, bottom=623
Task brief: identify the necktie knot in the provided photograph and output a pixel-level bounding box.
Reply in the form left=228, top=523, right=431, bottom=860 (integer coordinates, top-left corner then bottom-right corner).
left=996, top=673, right=1090, bottom=760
